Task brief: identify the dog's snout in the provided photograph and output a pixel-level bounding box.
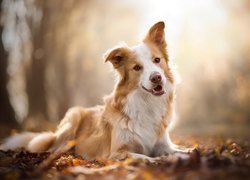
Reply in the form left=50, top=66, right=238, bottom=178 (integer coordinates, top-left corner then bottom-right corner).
left=150, top=72, right=162, bottom=84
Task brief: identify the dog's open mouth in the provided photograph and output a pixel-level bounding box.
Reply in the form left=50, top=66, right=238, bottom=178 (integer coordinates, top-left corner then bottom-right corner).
left=142, top=85, right=165, bottom=96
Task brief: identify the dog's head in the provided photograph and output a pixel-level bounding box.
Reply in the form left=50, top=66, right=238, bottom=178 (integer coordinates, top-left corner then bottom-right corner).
left=104, top=22, right=174, bottom=97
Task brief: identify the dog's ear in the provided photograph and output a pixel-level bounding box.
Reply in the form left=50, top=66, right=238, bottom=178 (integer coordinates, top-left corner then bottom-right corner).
left=144, top=21, right=166, bottom=48
left=104, top=47, right=130, bottom=68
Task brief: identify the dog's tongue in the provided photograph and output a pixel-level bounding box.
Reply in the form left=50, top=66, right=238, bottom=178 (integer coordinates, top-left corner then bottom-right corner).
left=153, top=85, right=163, bottom=92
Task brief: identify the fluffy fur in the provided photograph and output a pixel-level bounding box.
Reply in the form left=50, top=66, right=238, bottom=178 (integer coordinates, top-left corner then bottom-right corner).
left=1, top=22, right=187, bottom=160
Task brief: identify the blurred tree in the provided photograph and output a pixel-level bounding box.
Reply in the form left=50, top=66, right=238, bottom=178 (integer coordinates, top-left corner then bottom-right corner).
left=23, top=1, right=50, bottom=130
left=24, top=0, right=84, bottom=127
left=1, top=0, right=138, bottom=132
left=46, top=1, right=81, bottom=119
left=0, top=0, right=20, bottom=133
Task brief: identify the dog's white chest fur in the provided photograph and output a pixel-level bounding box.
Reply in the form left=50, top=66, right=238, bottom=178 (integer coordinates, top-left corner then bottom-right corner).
left=123, top=90, right=167, bottom=153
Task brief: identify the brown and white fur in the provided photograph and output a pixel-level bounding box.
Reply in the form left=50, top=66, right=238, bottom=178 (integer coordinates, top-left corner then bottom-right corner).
left=1, top=22, right=188, bottom=160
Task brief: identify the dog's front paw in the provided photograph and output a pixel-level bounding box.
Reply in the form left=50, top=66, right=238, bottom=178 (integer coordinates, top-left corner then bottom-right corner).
left=153, top=145, right=196, bottom=157
left=173, top=147, right=195, bottom=154
left=152, top=146, right=175, bottom=157
left=110, top=152, right=130, bottom=161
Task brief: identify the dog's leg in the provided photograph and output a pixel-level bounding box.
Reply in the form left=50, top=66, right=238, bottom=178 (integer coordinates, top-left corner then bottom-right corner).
left=50, top=107, right=85, bottom=151
left=109, top=135, right=158, bottom=162
left=153, top=131, right=193, bottom=157
left=153, top=132, right=175, bottom=156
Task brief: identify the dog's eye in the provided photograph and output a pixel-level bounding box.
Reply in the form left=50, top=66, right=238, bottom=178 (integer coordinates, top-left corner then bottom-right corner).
left=154, top=57, right=161, bottom=63
left=133, top=65, right=142, bottom=71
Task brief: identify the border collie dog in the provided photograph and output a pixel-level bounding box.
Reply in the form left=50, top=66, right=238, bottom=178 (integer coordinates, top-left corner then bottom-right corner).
left=1, top=22, right=189, bottom=160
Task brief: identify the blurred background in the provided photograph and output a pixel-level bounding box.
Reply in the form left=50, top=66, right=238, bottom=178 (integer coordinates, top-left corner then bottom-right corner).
left=0, top=0, right=249, bottom=139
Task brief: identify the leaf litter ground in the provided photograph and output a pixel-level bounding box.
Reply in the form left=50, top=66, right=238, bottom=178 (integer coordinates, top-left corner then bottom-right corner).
left=0, top=135, right=249, bottom=179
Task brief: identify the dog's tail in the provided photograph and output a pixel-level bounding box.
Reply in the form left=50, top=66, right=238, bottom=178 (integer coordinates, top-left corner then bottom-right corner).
left=0, top=107, right=86, bottom=152
left=0, top=131, right=56, bottom=152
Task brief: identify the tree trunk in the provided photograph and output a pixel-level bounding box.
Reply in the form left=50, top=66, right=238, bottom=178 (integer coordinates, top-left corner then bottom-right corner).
left=0, top=0, right=20, bottom=134
left=23, top=1, right=51, bottom=130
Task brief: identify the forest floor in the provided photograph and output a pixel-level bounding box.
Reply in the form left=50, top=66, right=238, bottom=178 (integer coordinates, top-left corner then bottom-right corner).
left=0, top=135, right=249, bottom=180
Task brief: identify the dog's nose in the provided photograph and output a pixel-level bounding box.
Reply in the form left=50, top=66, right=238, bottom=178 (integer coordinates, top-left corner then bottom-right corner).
left=150, top=72, right=162, bottom=84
